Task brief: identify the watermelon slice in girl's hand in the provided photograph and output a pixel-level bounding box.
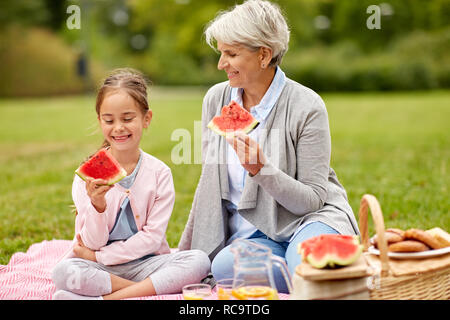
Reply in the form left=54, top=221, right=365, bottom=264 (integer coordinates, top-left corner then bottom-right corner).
left=75, top=148, right=127, bottom=185
left=207, top=100, right=259, bottom=136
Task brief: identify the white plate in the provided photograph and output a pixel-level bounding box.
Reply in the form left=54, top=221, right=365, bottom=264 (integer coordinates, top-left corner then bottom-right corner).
left=368, top=245, right=450, bottom=259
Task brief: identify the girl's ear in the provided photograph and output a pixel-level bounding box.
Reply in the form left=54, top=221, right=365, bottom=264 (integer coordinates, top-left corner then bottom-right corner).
left=143, top=110, right=152, bottom=128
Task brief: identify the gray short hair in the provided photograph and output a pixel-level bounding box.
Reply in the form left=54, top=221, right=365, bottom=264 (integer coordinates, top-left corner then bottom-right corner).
left=205, top=0, right=290, bottom=67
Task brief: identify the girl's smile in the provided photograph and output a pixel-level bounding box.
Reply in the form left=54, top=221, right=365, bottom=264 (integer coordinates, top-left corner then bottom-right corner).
left=112, top=134, right=132, bottom=143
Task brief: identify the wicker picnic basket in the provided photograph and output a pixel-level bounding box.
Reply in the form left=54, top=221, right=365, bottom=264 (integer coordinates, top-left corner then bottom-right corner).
left=358, top=194, right=450, bottom=300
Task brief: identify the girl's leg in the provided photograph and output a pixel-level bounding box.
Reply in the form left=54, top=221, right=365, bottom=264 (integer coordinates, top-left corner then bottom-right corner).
left=105, top=249, right=210, bottom=299
left=52, top=258, right=138, bottom=297
left=109, top=273, right=136, bottom=292
left=53, top=250, right=210, bottom=299
left=102, top=277, right=155, bottom=300
left=147, top=249, right=211, bottom=295
left=54, top=276, right=155, bottom=300
left=285, top=221, right=339, bottom=275
left=52, top=258, right=112, bottom=296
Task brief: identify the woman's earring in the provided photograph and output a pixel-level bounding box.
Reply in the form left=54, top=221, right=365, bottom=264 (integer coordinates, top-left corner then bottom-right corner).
left=262, top=64, right=266, bottom=68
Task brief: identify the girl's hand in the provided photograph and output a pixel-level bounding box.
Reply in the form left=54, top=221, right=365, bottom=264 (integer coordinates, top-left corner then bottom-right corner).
left=73, top=233, right=97, bottom=262
left=225, top=131, right=267, bottom=176
left=85, top=178, right=114, bottom=213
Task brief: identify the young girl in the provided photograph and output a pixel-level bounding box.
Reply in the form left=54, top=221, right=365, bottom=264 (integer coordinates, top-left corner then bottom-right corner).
left=51, top=68, right=211, bottom=300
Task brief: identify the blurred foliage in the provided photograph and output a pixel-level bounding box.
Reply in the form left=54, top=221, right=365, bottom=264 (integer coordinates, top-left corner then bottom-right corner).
left=0, top=25, right=106, bottom=97
left=284, top=27, right=450, bottom=91
left=0, top=0, right=449, bottom=96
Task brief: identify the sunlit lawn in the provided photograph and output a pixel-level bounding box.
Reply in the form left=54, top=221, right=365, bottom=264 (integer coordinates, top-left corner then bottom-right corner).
left=0, top=88, right=449, bottom=264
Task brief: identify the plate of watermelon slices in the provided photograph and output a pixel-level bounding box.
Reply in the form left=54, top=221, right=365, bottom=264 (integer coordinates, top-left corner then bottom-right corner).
left=368, top=245, right=450, bottom=259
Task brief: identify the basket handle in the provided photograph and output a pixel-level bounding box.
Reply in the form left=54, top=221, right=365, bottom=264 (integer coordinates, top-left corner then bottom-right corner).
left=358, top=194, right=390, bottom=276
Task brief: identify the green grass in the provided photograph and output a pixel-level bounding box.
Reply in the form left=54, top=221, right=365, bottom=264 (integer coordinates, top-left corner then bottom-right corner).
left=0, top=88, right=449, bottom=265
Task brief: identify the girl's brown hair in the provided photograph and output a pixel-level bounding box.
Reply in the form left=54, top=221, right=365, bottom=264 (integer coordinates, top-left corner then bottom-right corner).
left=95, top=68, right=150, bottom=148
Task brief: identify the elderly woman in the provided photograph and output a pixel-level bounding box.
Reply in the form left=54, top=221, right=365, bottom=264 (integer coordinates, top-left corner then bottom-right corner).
left=178, top=0, right=359, bottom=293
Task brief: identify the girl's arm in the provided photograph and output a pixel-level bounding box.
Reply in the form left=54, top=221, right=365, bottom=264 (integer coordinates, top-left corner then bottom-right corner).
left=94, top=167, right=175, bottom=266
left=72, top=175, right=112, bottom=250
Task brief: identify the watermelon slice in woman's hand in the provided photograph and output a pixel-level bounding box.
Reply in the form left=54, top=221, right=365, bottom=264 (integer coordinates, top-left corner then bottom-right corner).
left=75, top=148, right=127, bottom=185
left=207, top=100, right=259, bottom=136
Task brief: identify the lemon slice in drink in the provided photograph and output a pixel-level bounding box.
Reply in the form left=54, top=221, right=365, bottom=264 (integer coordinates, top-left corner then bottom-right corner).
left=232, top=286, right=278, bottom=300
left=183, top=293, right=207, bottom=300
left=217, top=287, right=231, bottom=300
left=231, top=288, right=247, bottom=300
left=239, top=286, right=271, bottom=297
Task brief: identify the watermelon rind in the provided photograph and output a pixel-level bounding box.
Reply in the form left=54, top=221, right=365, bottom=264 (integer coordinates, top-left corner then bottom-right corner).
left=306, top=243, right=363, bottom=269
left=75, top=166, right=127, bottom=186
left=300, top=234, right=363, bottom=269
left=207, top=118, right=260, bottom=137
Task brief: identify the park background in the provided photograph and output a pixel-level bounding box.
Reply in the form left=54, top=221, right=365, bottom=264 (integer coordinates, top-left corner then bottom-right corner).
left=0, top=0, right=449, bottom=265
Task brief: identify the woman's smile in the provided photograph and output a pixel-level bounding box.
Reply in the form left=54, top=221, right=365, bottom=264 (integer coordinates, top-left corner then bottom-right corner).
left=227, top=71, right=239, bottom=79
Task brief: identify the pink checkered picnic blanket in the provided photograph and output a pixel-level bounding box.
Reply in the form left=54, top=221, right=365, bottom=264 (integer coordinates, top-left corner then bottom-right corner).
left=0, top=240, right=290, bottom=300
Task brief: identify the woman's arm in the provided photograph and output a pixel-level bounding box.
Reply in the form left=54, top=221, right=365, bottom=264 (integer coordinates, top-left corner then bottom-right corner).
left=246, top=96, right=331, bottom=215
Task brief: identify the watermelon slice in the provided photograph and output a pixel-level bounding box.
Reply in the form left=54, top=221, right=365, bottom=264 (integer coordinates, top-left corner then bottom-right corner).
left=75, top=148, right=127, bottom=185
left=298, top=234, right=363, bottom=269
left=207, top=100, right=259, bottom=136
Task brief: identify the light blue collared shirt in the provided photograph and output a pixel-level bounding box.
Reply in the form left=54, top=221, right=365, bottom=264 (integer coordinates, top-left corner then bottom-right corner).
left=226, top=67, right=286, bottom=245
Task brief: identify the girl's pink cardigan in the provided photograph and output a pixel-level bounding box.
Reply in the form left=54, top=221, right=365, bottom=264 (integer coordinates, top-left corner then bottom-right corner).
left=61, top=150, right=175, bottom=266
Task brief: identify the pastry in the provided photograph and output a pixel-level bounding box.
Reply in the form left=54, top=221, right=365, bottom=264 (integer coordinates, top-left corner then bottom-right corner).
left=372, top=229, right=404, bottom=248
left=425, top=227, right=450, bottom=248
left=388, top=240, right=430, bottom=252
left=386, top=228, right=405, bottom=238
left=404, top=228, right=442, bottom=250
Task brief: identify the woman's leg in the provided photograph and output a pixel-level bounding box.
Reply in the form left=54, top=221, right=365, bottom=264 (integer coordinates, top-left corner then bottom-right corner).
left=211, top=234, right=290, bottom=293
left=248, top=236, right=290, bottom=293
left=211, top=245, right=235, bottom=281
left=285, top=221, right=339, bottom=275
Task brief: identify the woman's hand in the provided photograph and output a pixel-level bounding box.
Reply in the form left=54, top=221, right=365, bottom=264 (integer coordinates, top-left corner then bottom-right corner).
left=85, top=178, right=113, bottom=213
left=73, top=233, right=97, bottom=262
left=226, top=131, right=267, bottom=176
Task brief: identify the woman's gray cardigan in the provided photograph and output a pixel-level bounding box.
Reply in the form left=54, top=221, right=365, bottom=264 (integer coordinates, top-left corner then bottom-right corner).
left=178, top=78, right=360, bottom=260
